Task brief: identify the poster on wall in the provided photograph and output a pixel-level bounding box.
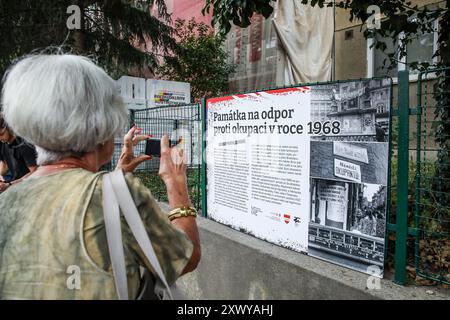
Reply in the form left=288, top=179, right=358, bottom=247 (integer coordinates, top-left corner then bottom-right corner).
left=206, top=78, right=391, bottom=276
left=117, top=76, right=147, bottom=110
left=146, top=79, right=191, bottom=108
left=206, top=87, right=312, bottom=253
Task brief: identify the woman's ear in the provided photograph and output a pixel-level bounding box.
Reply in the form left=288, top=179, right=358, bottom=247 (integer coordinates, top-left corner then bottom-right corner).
left=97, top=138, right=115, bottom=166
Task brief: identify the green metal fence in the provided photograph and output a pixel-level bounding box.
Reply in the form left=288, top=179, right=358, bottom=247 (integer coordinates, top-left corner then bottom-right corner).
left=109, top=69, right=449, bottom=286
left=198, top=71, right=449, bottom=286
left=111, top=103, right=202, bottom=210
left=390, top=70, right=412, bottom=285
left=414, top=67, right=450, bottom=285
left=393, top=67, right=450, bottom=286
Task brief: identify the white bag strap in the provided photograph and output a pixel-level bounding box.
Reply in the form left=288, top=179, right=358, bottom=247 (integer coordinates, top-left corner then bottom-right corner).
left=108, top=170, right=174, bottom=300
left=102, top=173, right=129, bottom=300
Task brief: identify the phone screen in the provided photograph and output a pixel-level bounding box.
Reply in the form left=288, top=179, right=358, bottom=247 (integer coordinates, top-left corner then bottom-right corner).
left=145, top=139, right=172, bottom=157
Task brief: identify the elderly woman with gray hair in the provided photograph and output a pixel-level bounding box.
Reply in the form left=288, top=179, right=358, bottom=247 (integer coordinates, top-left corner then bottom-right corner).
left=0, top=54, right=200, bottom=299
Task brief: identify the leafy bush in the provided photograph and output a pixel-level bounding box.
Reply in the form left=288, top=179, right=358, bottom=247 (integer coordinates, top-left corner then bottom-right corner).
left=134, top=169, right=201, bottom=209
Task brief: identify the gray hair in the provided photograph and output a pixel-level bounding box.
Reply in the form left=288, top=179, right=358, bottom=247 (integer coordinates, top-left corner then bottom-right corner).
left=1, top=54, right=127, bottom=164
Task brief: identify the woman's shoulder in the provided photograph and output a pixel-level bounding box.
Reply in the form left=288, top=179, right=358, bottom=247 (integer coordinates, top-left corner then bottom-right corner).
left=8, top=168, right=102, bottom=193
left=123, top=172, right=150, bottom=195
left=96, top=170, right=154, bottom=207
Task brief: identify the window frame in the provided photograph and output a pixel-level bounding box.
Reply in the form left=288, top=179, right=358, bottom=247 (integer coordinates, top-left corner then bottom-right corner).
left=366, top=19, right=439, bottom=82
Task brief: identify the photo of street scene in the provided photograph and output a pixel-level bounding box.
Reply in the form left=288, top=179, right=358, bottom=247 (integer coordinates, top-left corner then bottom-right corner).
left=310, top=179, right=387, bottom=239
left=310, top=141, right=388, bottom=185
left=308, top=80, right=391, bottom=275
left=308, top=178, right=387, bottom=273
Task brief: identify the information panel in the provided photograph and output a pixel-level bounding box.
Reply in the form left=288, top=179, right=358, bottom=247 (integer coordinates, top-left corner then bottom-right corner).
left=206, top=87, right=312, bottom=253
left=206, top=79, right=391, bottom=276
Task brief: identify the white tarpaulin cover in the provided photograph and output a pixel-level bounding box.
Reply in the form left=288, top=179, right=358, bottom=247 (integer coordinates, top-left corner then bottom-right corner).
left=273, top=0, right=334, bottom=85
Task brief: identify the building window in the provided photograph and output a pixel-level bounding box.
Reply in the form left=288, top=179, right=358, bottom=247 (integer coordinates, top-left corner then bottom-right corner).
left=373, top=33, right=398, bottom=78
left=406, top=31, right=435, bottom=73
left=368, top=18, right=438, bottom=78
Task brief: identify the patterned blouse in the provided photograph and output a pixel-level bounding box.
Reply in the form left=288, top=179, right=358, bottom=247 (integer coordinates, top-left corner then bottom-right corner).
left=0, top=169, right=193, bottom=299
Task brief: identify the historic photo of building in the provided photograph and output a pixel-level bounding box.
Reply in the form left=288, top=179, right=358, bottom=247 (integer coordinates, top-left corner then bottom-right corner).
left=310, top=79, right=391, bottom=142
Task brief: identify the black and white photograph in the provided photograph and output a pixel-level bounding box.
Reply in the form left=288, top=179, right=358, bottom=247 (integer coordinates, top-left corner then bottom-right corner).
left=308, top=178, right=386, bottom=272
left=310, top=179, right=387, bottom=238
left=307, top=79, right=391, bottom=276
left=310, top=79, right=391, bottom=142
left=310, top=141, right=389, bottom=185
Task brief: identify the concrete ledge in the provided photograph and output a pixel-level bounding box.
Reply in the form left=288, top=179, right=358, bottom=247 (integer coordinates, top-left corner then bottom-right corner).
left=175, top=216, right=450, bottom=300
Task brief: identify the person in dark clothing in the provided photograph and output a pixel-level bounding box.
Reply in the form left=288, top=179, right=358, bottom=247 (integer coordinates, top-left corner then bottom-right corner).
left=375, top=123, right=386, bottom=142
left=0, top=114, right=37, bottom=192
left=0, top=161, right=13, bottom=182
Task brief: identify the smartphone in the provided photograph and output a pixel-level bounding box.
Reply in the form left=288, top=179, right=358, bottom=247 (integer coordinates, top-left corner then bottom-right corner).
left=145, top=139, right=170, bottom=157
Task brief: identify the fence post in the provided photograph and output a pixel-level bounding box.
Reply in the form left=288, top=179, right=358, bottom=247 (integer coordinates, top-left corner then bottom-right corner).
left=395, top=70, right=410, bottom=285
left=201, top=97, right=207, bottom=217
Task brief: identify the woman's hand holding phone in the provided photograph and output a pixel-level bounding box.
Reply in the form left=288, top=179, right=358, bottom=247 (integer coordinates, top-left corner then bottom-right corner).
left=116, top=126, right=152, bottom=173
left=158, top=135, right=191, bottom=209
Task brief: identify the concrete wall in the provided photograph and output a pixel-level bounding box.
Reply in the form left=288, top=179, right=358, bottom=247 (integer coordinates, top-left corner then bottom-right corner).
left=335, top=22, right=367, bottom=80
left=176, top=217, right=450, bottom=300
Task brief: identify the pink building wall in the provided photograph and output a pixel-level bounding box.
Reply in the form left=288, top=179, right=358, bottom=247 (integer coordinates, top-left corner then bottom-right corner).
left=133, top=1, right=213, bottom=78
left=168, top=0, right=212, bottom=25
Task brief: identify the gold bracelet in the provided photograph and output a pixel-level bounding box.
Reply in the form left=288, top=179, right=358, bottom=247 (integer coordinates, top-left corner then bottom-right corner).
left=168, top=206, right=198, bottom=221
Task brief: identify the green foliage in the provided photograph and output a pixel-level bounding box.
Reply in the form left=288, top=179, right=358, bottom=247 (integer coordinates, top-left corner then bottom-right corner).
left=134, top=169, right=201, bottom=209
left=432, top=73, right=450, bottom=207
left=332, top=0, right=446, bottom=71
left=202, top=0, right=273, bottom=37
left=203, top=0, right=449, bottom=70
left=0, top=0, right=177, bottom=79
left=157, top=18, right=235, bottom=102
left=390, top=154, right=449, bottom=232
